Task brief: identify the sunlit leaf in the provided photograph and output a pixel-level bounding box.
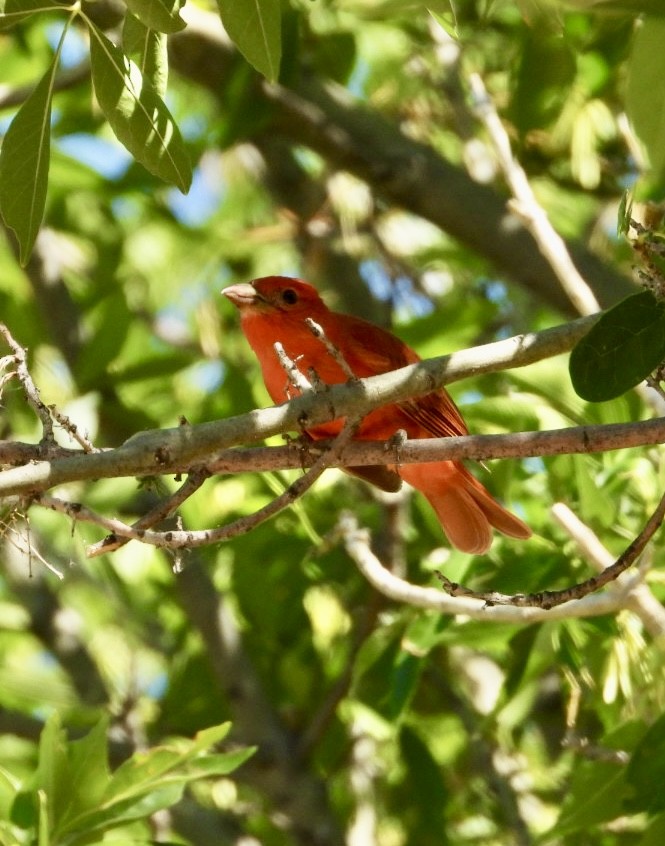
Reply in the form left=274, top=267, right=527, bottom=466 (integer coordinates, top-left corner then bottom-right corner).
left=122, top=13, right=168, bottom=98
left=88, top=22, right=192, bottom=191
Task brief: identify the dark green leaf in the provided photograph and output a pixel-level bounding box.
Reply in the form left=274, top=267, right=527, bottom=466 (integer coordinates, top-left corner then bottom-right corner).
left=74, top=292, right=131, bottom=390
left=0, top=59, right=55, bottom=264
left=216, top=0, right=282, bottom=82
left=626, top=711, right=665, bottom=813
left=639, top=813, right=665, bottom=846
left=124, top=0, right=186, bottom=34
left=399, top=726, right=448, bottom=843
left=386, top=652, right=422, bottom=719
left=88, top=23, right=192, bottom=192
left=569, top=291, right=665, bottom=401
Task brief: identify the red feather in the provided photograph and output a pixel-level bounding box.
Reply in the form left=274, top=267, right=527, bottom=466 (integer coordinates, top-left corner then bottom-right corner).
left=223, top=276, right=531, bottom=554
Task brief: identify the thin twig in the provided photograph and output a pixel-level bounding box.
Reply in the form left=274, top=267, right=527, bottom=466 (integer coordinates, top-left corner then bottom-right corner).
left=86, top=468, right=211, bottom=558
left=274, top=342, right=313, bottom=394
left=337, top=512, right=624, bottom=621
left=435, top=488, right=665, bottom=608
left=0, top=311, right=599, bottom=496
left=305, top=318, right=358, bottom=382
left=469, top=73, right=601, bottom=317
left=48, top=405, right=99, bottom=453
left=552, top=502, right=665, bottom=637
left=37, top=420, right=360, bottom=553
left=0, top=324, right=55, bottom=448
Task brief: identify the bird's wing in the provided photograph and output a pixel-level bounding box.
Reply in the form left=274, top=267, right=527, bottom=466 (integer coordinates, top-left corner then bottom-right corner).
left=399, top=392, right=469, bottom=438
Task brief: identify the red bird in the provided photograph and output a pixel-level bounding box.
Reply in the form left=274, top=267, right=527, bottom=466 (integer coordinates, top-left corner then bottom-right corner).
left=223, top=276, right=531, bottom=554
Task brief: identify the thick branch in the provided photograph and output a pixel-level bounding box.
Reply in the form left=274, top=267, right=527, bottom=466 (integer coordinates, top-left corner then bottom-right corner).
left=0, top=314, right=598, bottom=496
left=4, top=416, right=665, bottom=498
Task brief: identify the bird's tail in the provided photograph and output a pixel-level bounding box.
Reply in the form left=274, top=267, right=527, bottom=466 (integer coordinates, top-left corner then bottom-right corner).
left=400, top=461, right=531, bottom=554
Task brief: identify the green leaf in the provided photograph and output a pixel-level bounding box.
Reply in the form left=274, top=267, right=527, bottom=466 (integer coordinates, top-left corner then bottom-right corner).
left=0, top=58, right=56, bottom=264
left=190, top=721, right=232, bottom=753
left=544, top=760, right=630, bottom=839
left=0, top=0, right=67, bottom=30
left=627, top=17, right=665, bottom=178
left=639, top=813, right=665, bottom=846
left=386, top=652, right=422, bottom=719
left=216, top=0, right=282, bottom=82
left=569, top=291, right=665, bottom=401
left=37, top=790, right=49, bottom=846
left=54, top=718, right=111, bottom=837
left=123, top=13, right=169, bottom=98
left=35, top=714, right=68, bottom=836
left=88, top=22, right=192, bottom=192
left=124, top=0, right=186, bottom=34
left=183, top=748, right=256, bottom=777
left=625, top=711, right=665, bottom=814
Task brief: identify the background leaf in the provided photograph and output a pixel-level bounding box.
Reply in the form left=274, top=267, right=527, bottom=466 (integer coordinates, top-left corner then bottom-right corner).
left=626, top=16, right=665, bottom=179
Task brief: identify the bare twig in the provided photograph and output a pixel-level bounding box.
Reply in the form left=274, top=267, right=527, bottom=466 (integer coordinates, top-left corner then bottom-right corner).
left=0, top=311, right=598, bottom=497
left=436, top=488, right=665, bottom=608
left=48, top=405, right=98, bottom=453
left=274, top=342, right=313, bottom=394
left=469, top=73, right=601, bottom=317
left=553, top=502, right=665, bottom=638
left=337, top=512, right=629, bottom=622
left=305, top=318, right=358, bottom=382
left=86, top=469, right=211, bottom=558
left=37, top=420, right=359, bottom=553
left=0, top=507, right=64, bottom=579
left=0, top=324, right=55, bottom=448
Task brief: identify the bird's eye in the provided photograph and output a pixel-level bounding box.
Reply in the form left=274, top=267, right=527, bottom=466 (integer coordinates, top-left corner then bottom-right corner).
left=281, top=288, right=299, bottom=305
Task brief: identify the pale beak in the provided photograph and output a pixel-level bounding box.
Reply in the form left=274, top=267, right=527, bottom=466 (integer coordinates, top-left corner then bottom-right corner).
left=221, top=283, right=260, bottom=307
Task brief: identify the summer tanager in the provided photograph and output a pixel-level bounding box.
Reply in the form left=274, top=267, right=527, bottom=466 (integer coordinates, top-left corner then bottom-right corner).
left=223, top=276, right=531, bottom=554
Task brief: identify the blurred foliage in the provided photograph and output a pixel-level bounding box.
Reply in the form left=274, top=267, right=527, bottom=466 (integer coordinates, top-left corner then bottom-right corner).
left=1, top=0, right=665, bottom=844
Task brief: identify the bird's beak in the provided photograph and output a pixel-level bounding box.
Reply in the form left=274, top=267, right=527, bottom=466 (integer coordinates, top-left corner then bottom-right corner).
left=221, top=283, right=261, bottom=308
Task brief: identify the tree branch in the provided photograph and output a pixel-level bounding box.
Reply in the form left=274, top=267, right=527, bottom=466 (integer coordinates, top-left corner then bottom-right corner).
left=469, top=72, right=601, bottom=317
left=337, top=512, right=627, bottom=622
left=0, top=313, right=598, bottom=496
